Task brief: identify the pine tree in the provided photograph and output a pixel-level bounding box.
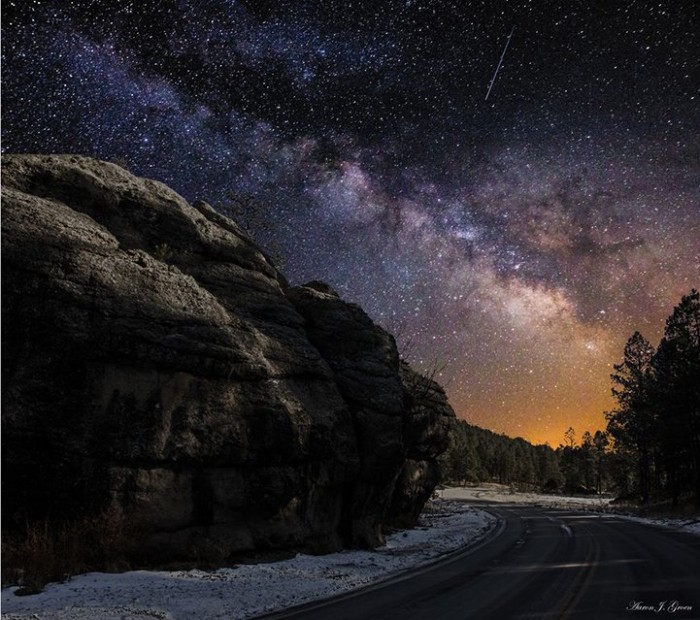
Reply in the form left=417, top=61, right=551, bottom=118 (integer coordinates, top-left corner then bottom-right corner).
left=652, top=290, right=700, bottom=505
left=593, top=430, right=609, bottom=494
left=606, top=331, right=655, bottom=504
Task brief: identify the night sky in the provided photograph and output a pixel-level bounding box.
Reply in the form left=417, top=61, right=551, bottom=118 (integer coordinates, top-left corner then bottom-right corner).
left=3, top=0, right=699, bottom=445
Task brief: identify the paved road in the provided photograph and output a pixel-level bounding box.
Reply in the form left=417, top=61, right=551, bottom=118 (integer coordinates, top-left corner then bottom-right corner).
left=263, top=502, right=700, bottom=620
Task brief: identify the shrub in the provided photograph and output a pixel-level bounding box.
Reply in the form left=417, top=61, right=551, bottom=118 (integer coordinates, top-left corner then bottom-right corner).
left=152, top=242, right=172, bottom=262
left=1, top=508, right=135, bottom=595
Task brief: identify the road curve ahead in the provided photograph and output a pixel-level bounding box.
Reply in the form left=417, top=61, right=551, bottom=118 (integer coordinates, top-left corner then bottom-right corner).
left=262, top=503, right=700, bottom=620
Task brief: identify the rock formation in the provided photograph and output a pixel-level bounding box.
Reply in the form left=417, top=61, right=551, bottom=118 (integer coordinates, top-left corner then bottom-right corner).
left=1, top=154, right=455, bottom=562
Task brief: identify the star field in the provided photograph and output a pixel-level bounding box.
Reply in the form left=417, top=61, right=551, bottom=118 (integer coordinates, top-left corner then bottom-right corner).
left=2, top=0, right=699, bottom=445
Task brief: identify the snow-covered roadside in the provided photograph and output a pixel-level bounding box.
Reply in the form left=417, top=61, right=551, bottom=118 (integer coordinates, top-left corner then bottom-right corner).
left=439, top=484, right=614, bottom=511
left=610, top=513, right=700, bottom=537
left=440, top=484, right=700, bottom=537
left=2, top=501, right=496, bottom=620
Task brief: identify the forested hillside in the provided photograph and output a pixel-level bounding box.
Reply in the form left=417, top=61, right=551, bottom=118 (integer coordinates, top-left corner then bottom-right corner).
left=439, top=421, right=608, bottom=495
left=439, top=421, right=561, bottom=490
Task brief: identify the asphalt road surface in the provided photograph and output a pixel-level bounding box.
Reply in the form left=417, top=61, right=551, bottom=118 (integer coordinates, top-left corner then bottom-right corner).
left=263, top=502, right=700, bottom=620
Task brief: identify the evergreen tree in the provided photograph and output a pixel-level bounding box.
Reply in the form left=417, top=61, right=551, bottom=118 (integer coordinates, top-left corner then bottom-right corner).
left=592, top=430, right=609, bottom=494
left=652, top=290, right=700, bottom=505
left=537, top=445, right=563, bottom=492
left=606, top=331, right=655, bottom=504
left=580, top=432, right=597, bottom=489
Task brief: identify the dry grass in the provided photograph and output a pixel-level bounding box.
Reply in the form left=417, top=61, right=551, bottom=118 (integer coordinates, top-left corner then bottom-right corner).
left=2, top=508, right=135, bottom=595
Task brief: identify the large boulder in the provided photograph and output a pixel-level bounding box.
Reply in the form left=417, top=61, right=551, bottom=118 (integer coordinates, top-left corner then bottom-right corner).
left=1, top=154, right=456, bottom=562
left=287, top=282, right=406, bottom=547
left=386, top=363, right=455, bottom=528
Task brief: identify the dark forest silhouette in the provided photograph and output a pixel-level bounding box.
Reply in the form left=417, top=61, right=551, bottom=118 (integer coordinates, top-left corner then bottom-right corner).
left=606, top=289, right=700, bottom=507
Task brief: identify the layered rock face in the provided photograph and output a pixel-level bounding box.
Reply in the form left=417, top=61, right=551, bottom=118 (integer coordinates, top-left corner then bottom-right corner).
left=1, top=154, right=455, bottom=561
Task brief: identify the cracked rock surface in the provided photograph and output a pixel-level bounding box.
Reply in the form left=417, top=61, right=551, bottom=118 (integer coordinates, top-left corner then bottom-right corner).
left=1, top=154, right=455, bottom=561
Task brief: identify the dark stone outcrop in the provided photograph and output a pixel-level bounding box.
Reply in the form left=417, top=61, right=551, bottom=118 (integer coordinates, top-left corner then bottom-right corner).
left=1, top=154, right=456, bottom=561
left=386, top=363, right=455, bottom=528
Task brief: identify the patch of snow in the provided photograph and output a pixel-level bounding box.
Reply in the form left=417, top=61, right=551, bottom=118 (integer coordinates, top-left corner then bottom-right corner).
left=611, top=514, right=700, bottom=537
left=1, top=501, right=496, bottom=620
left=440, top=484, right=700, bottom=538
left=439, top=484, right=613, bottom=511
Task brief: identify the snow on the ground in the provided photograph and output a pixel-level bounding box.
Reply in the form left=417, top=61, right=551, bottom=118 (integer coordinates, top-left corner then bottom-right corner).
left=1, top=501, right=496, bottom=620
left=439, top=483, right=614, bottom=511
left=612, top=513, right=700, bottom=537
left=440, top=484, right=700, bottom=537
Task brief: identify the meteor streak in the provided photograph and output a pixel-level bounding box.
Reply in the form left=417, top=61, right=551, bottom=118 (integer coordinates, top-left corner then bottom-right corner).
left=485, top=26, right=515, bottom=101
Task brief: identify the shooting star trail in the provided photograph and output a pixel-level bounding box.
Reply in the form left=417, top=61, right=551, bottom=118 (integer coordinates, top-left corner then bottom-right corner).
left=485, top=26, right=515, bottom=101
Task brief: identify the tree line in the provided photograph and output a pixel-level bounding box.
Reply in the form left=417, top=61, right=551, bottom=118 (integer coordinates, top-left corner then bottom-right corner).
left=437, top=420, right=562, bottom=491
left=440, top=290, right=700, bottom=507
left=438, top=420, right=609, bottom=495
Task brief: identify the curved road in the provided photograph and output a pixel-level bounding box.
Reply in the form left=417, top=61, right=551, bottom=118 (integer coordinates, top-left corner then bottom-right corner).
left=263, top=502, right=700, bottom=620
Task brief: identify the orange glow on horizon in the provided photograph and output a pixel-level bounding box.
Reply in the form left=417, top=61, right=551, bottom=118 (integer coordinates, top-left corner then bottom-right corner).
left=451, top=390, right=615, bottom=448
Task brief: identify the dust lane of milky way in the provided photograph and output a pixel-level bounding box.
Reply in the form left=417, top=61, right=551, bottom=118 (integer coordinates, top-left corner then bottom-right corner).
left=2, top=1, right=699, bottom=445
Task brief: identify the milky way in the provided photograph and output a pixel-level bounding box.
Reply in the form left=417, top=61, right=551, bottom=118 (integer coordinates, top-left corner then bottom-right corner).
left=3, top=0, right=699, bottom=445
